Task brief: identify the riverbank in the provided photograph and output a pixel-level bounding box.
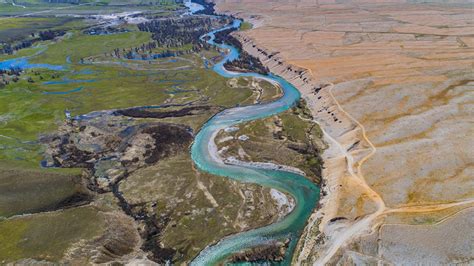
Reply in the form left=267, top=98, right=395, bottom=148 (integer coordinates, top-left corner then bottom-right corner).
left=210, top=6, right=373, bottom=263
left=231, top=30, right=363, bottom=265
left=188, top=7, right=322, bottom=263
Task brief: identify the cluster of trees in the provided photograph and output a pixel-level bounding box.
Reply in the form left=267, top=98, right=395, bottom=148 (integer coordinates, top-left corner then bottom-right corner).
left=0, top=68, right=49, bottom=88
left=83, top=26, right=128, bottom=36
left=0, top=30, right=65, bottom=55
left=0, top=68, right=23, bottom=88
left=1, top=40, right=32, bottom=55
left=122, top=49, right=176, bottom=60
left=214, top=27, right=242, bottom=49
left=214, top=27, right=269, bottom=75
left=137, top=17, right=214, bottom=47
left=224, top=50, right=269, bottom=75
left=0, top=68, right=22, bottom=76
left=38, top=30, right=66, bottom=41
left=102, top=17, right=224, bottom=59
left=106, top=40, right=209, bottom=60
left=0, top=79, right=10, bottom=89
left=111, top=41, right=160, bottom=58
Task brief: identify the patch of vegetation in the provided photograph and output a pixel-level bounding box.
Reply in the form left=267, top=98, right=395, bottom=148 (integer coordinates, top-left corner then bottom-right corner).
left=0, top=17, right=79, bottom=43
left=240, top=21, right=252, bottom=31
left=0, top=206, right=105, bottom=262
left=216, top=99, right=324, bottom=183
left=279, top=112, right=308, bottom=142
left=137, top=16, right=227, bottom=47
left=121, top=153, right=280, bottom=263
left=31, top=31, right=152, bottom=64
left=0, top=20, right=256, bottom=164
left=213, top=27, right=269, bottom=75
left=0, top=160, right=83, bottom=217
left=259, top=79, right=282, bottom=102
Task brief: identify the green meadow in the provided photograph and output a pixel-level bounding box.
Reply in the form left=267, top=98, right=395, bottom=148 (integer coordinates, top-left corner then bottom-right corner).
left=0, top=22, right=254, bottom=162
left=0, top=7, right=308, bottom=263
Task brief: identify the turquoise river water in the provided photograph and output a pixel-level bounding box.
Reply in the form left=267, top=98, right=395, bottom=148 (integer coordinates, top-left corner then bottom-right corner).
left=190, top=19, right=320, bottom=265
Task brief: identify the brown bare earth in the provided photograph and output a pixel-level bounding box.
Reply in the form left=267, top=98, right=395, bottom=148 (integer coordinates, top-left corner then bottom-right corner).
left=213, top=0, right=474, bottom=264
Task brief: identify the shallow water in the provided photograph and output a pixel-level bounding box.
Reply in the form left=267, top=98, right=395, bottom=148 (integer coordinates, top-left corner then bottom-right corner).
left=42, top=78, right=96, bottom=85
left=184, top=1, right=205, bottom=14
left=0, top=57, right=64, bottom=71
left=190, top=20, right=320, bottom=265
left=42, top=86, right=83, bottom=95
left=74, top=69, right=95, bottom=75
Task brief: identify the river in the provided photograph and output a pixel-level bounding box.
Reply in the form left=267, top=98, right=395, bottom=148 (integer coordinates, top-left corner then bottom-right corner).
left=0, top=5, right=320, bottom=263
left=190, top=18, right=320, bottom=265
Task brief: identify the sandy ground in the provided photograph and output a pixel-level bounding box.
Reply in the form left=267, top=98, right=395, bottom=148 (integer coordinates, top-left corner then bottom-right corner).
left=213, top=0, right=474, bottom=264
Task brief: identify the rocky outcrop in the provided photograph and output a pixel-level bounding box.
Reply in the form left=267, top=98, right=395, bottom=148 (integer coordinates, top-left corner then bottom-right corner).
left=232, top=31, right=359, bottom=140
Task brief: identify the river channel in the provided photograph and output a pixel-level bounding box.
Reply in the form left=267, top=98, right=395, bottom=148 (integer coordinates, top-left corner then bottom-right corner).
left=190, top=17, right=320, bottom=265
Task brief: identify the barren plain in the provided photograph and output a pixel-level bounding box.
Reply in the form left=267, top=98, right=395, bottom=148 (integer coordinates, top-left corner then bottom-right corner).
left=213, top=0, right=474, bottom=263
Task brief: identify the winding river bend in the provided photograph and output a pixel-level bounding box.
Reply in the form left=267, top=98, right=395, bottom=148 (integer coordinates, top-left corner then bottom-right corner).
left=190, top=19, right=320, bottom=265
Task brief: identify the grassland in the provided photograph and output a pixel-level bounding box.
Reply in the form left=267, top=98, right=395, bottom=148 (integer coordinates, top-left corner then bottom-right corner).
left=31, top=31, right=152, bottom=64
left=216, top=100, right=324, bottom=183
left=0, top=46, right=43, bottom=61
left=121, top=153, right=282, bottom=263
left=0, top=10, right=288, bottom=263
left=0, top=17, right=80, bottom=42
left=0, top=23, right=254, bottom=163
left=0, top=206, right=106, bottom=262
left=0, top=3, right=54, bottom=16
left=0, top=160, right=82, bottom=217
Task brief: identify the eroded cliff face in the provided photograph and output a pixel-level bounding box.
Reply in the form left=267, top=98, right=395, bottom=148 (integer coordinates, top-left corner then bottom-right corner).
left=231, top=30, right=381, bottom=265
left=216, top=0, right=474, bottom=264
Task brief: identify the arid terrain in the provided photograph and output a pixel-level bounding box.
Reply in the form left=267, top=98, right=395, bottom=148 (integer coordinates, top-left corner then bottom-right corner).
left=213, top=0, right=474, bottom=264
